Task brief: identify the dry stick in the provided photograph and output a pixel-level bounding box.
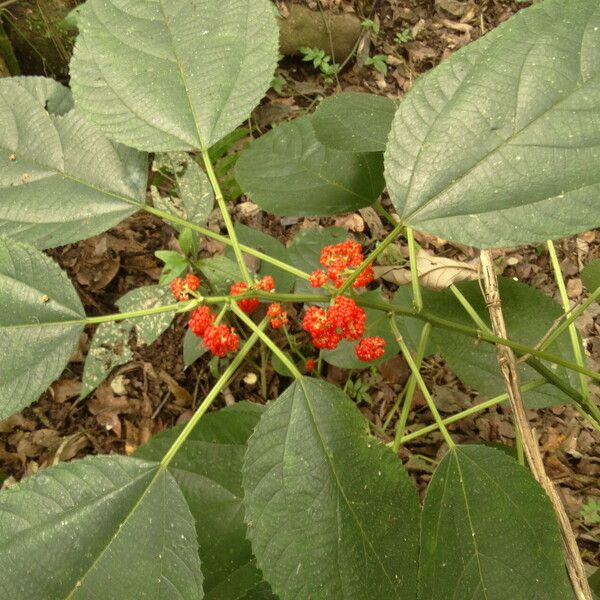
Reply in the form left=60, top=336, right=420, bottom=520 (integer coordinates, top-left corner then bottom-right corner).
left=479, top=250, right=592, bottom=600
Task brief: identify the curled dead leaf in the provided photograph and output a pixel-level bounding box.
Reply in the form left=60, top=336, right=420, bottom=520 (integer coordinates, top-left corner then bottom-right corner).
left=373, top=249, right=480, bottom=290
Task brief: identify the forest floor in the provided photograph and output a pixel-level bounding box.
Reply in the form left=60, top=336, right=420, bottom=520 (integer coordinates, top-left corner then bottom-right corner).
left=1, top=0, right=599, bottom=569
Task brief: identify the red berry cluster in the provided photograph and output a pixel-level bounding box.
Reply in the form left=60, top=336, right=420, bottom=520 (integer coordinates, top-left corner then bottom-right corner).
left=303, top=296, right=366, bottom=350
left=309, top=240, right=374, bottom=289
left=267, top=303, right=289, bottom=329
left=188, top=306, right=239, bottom=357
left=171, top=274, right=201, bottom=301
left=188, top=306, right=214, bottom=337
left=355, top=336, right=386, bottom=361
left=202, top=324, right=240, bottom=357
left=230, top=275, right=275, bottom=314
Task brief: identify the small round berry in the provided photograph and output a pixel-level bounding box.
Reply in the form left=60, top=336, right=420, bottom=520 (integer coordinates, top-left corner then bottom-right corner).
left=202, top=325, right=240, bottom=357
left=230, top=281, right=260, bottom=314
left=257, top=275, right=275, bottom=292
left=267, top=303, right=289, bottom=329
left=171, top=274, right=201, bottom=301
left=305, top=358, right=316, bottom=373
left=355, top=336, right=386, bottom=361
left=309, top=270, right=328, bottom=288
left=188, top=306, right=214, bottom=337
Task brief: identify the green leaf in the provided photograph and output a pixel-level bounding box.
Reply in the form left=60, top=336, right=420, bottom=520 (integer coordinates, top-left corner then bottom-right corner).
left=235, top=117, right=385, bottom=216
left=323, top=290, right=400, bottom=368
left=590, top=567, right=600, bottom=599
left=0, top=455, right=203, bottom=599
left=582, top=259, right=600, bottom=292
left=385, top=0, right=600, bottom=248
left=81, top=321, right=134, bottom=399
left=196, top=256, right=242, bottom=295
left=243, top=377, right=420, bottom=599
left=399, top=278, right=580, bottom=408
left=311, top=92, right=397, bottom=152
left=153, top=152, right=215, bottom=226
left=419, top=444, right=571, bottom=599
left=226, top=224, right=295, bottom=293
left=183, top=327, right=207, bottom=367
left=9, top=76, right=74, bottom=115
left=70, top=0, right=279, bottom=151
left=136, top=402, right=272, bottom=600
left=0, top=78, right=147, bottom=249
left=82, top=286, right=176, bottom=398
left=0, top=237, right=85, bottom=419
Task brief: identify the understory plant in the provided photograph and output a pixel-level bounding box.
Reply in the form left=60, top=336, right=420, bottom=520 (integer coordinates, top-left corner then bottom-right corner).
left=0, top=0, right=600, bottom=599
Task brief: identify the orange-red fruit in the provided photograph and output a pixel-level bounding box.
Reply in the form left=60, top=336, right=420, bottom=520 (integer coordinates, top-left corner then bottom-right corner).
left=309, top=270, right=328, bottom=288
left=257, top=275, right=275, bottom=292
left=267, top=303, right=288, bottom=329
left=171, top=274, right=201, bottom=301
left=230, top=281, right=260, bottom=314
left=202, top=325, right=240, bottom=357
left=305, top=358, right=316, bottom=373
left=188, top=306, right=214, bottom=337
left=355, top=336, right=386, bottom=361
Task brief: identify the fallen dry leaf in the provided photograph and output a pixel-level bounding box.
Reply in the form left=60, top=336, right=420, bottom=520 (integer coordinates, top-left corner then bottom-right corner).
left=374, top=249, right=480, bottom=290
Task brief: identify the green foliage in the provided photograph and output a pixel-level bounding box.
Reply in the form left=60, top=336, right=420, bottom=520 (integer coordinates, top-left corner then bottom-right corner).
left=419, top=445, right=572, bottom=599
left=299, top=46, right=339, bottom=78
left=70, top=0, right=279, bottom=151
left=243, top=377, right=420, bottom=599
left=581, top=258, right=600, bottom=291
left=0, top=455, right=203, bottom=599
left=395, top=28, right=412, bottom=44
left=365, top=54, right=388, bottom=75
left=311, top=92, right=397, bottom=153
left=0, top=78, right=146, bottom=249
left=0, top=0, right=598, bottom=597
left=136, top=402, right=274, bottom=599
left=235, top=117, right=385, bottom=216
left=361, top=18, right=380, bottom=35
left=385, top=1, right=600, bottom=247
left=0, top=237, right=85, bottom=419
left=580, top=497, right=600, bottom=525
left=396, top=278, right=580, bottom=408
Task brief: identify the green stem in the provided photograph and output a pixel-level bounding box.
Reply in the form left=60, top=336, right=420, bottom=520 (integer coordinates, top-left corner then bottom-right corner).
left=394, top=379, right=547, bottom=445
left=160, top=321, right=265, bottom=467
left=390, top=317, right=455, bottom=448
left=546, top=240, right=590, bottom=404
left=357, top=297, right=600, bottom=383
left=337, top=221, right=405, bottom=294
left=201, top=147, right=251, bottom=284
left=143, top=205, right=310, bottom=281
left=406, top=227, right=423, bottom=313
left=231, top=303, right=303, bottom=380
left=539, top=287, right=600, bottom=351
left=374, top=200, right=399, bottom=228
left=392, top=323, right=431, bottom=451
left=450, top=284, right=491, bottom=333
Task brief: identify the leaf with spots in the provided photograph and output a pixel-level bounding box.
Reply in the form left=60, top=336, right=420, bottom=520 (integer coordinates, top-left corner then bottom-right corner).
left=82, top=285, right=176, bottom=398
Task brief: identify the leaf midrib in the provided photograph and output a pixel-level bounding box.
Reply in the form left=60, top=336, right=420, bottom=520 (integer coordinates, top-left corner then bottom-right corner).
left=295, top=378, right=399, bottom=593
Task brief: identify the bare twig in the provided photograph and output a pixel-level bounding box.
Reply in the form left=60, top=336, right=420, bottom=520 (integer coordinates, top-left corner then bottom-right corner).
left=479, top=250, right=592, bottom=600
